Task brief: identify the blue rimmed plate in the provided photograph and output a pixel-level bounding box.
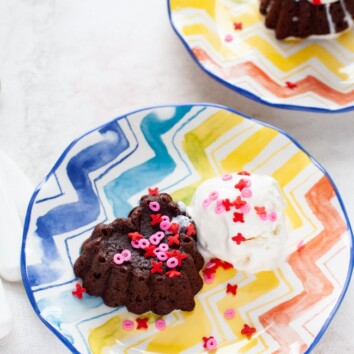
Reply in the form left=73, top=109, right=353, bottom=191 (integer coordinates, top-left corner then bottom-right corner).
left=168, top=0, right=354, bottom=113
left=22, top=104, right=353, bottom=353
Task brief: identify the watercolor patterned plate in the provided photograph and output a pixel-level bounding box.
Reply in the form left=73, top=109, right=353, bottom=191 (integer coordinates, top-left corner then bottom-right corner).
left=168, top=0, right=354, bottom=113
left=21, top=104, right=353, bottom=354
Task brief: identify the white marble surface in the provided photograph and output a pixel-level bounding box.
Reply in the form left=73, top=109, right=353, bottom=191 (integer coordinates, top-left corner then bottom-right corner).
left=0, top=0, right=353, bottom=353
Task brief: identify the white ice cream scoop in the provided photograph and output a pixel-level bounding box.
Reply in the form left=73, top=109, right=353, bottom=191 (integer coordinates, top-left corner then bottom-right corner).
left=0, top=278, right=13, bottom=339
left=190, top=173, right=289, bottom=273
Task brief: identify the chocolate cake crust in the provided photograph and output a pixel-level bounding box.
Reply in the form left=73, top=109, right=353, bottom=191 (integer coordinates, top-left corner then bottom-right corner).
left=74, top=193, right=204, bottom=315
left=260, top=0, right=354, bottom=39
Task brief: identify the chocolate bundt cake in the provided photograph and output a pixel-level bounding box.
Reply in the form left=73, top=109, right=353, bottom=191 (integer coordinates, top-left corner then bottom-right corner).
left=260, top=0, right=354, bottom=39
left=74, top=192, right=204, bottom=315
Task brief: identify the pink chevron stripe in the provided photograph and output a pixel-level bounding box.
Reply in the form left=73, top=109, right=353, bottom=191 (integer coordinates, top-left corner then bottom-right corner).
left=259, top=176, right=347, bottom=352
left=192, top=47, right=354, bottom=106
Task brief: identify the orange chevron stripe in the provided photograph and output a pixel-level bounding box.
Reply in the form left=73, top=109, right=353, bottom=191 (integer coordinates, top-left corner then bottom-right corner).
left=192, top=47, right=354, bottom=106
left=259, top=176, right=347, bottom=352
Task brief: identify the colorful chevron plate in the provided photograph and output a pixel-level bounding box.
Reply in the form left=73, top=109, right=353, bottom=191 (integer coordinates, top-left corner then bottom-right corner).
left=21, top=104, right=353, bottom=353
left=168, top=0, right=354, bottom=113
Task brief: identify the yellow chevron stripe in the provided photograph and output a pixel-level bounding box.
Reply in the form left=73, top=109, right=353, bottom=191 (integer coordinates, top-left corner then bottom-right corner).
left=182, top=23, right=238, bottom=57
left=171, top=111, right=244, bottom=204
left=202, top=269, right=238, bottom=294
left=88, top=312, right=162, bottom=354
left=176, top=0, right=354, bottom=55
left=88, top=312, right=185, bottom=353
left=182, top=20, right=347, bottom=80
left=146, top=298, right=210, bottom=353
left=88, top=316, right=121, bottom=354
left=288, top=170, right=319, bottom=237
left=251, top=141, right=291, bottom=172
left=273, top=151, right=312, bottom=229
left=218, top=128, right=309, bottom=229
left=245, top=36, right=346, bottom=80
left=336, top=29, right=354, bottom=53
left=170, top=0, right=216, bottom=17
left=243, top=268, right=296, bottom=352
left=214, top=271, right=279, bottom=351
left=219, top=126, right=278, bottom=172
left=123, top=314, right=182, bottom=354
left=176, top=0, right=354, bottom=79
left=238, top=139, right=312, bottom=239
left=202, top=271, right=246, bottom=343
left=229, top=2, right=261, bottom=25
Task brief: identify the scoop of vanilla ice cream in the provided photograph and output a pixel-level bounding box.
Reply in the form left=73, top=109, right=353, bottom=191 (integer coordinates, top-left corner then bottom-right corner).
left=189, top=173, right=288, bottom=273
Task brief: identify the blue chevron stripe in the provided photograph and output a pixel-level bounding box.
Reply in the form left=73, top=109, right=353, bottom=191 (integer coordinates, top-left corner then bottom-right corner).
left=36, top=173, right=64, bottom=204
left=104, top=106, right=193, bottom=217
left=27, top=120, right=132, bottom=287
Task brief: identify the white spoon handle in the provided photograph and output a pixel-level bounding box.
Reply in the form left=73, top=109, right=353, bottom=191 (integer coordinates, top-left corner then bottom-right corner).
left=0, top=176, right=23, bottom=281
left=0, top=150, right=33, bottom=222
left=0, top=278, right=13, bottom=338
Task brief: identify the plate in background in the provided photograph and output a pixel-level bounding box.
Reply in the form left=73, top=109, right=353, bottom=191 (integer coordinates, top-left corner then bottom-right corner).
left=22, top=104, right=353, bottom=353
left=168, top=0, right=354, bottom=113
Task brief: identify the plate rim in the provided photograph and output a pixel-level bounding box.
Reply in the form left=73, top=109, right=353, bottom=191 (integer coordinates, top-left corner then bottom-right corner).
left=167, top=0, right=354, bottom=114
left=21, top=103, right=354, bottom=354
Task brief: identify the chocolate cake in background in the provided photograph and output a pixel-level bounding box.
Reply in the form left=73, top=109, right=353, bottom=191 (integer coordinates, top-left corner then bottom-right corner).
left=259, top=0, right=354, bottom=40
left=74, top=192, right=204, bottom=315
